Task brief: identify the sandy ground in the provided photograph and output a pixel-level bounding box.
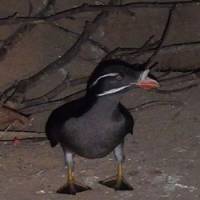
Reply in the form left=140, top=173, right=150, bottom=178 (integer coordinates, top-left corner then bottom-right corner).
left=1, top=85, right=200, bottom=200
left=0, top=0, right=200, bottom=200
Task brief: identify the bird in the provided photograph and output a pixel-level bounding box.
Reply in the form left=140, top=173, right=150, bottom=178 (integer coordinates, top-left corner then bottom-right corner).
left=45, top=59, right=159, bottom=195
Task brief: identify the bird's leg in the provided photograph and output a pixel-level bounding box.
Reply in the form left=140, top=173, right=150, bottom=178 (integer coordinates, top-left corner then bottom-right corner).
left=116, top=162, right=123, bottom=187
left=99, top=143, right=133, bottom=190
left=57, top=151, right=91, bottom=195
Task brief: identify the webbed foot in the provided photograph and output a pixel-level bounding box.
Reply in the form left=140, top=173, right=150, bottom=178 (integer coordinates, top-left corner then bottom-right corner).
left=57, top=182, right=91, bottom=195
left=99, top=176, right=133, bottom=190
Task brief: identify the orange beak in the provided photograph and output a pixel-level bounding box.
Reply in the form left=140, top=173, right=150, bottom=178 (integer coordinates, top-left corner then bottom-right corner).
left=136, top=77, right=160, bottom=90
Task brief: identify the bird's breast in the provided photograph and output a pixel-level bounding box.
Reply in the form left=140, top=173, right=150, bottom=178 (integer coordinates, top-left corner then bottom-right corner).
left=62, top=108, right=127, bottom=158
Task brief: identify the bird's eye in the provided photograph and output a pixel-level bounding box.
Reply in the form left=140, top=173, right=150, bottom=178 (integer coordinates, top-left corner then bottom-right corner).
left=115, top=74, right=123, bottom=81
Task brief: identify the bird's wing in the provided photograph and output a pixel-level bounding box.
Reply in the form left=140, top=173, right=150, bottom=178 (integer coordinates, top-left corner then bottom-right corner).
left=45, top=95, right=96, bottom=147
left=118, top=103, right=134, bottom=134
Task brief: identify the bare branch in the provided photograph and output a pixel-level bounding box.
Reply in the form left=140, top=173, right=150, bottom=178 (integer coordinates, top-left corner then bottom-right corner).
left=19, top=73, right=200, bottom=115
left=1, top=11, right=109, bottom=105
left=0, top=0, right=56, bottom=61
left=128, top=99, right=183, bottom=112
left=0, top=1, right=199, bottom=25
left=0, top=106, right=30, bottom=127
left=21, top=76, right=88, bottom=108
left=145, top=4, right=176, bottom=68
left=49, top=22, right=110, bottom=53
left=0, top=99, right=184, bottom=140
left=20, top=89, right=86, bottom=115
left=157, top=82, right=199, bottom=94
left=0, top=131, right=45, bottom=142
left=104, top=39, right=200, bottom=72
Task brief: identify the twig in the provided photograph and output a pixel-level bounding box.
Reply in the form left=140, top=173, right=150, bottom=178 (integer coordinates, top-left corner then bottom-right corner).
left=159, top=72, right=194, bottom=83
left=1, top=11, right=109, bottom=105
left=105, top=40, right=200, bottom=71
left=126, top=40, right=200, bottom=58
left=0, top=137, right=46, bottom=143
left=0, top=105, right=30, bottom=127
left=131, top=35, right=155, bottom=59
left=27, top=0, right=33, bottom=16
left=0, top=98, right=183, bottom=141
left=49, top=22, right=110, bottom=53
left=0, top=130, right=44, bottom=134
left=0, top=1, right=199, bottom=25
left=124, top=38, right=200, bottom=70
left=19, top=71, right=200, bottom=114
left=157, top=82, right=199, bottom=94
left=0, top=0, right=56, bottom=61
left=22, top=75, right=200, bottom=115
left=145, top=4, right=176, bottom=68
left=110, top=38, right=200, bottom=61
left=103, top=35, right=156, bottom=60
left=20, top=89, right=86, bottom=114
left=0, top=99, right=184, bottom=142
left=128, top=99, right=183, bottom=112
left=20, top=76, right=88, bottom=108
left=1, top=123, right=13, bottom=139
left=156, top=71, right=171, bottom=79
left=21, top=74, right=70, bottom=107
left=70, top=76, right=89, bottom=86
left=0, top=130, right=46, bottom=142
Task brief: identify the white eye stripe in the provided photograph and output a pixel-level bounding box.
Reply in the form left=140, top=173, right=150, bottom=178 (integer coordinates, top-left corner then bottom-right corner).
left=91, top=73, right=119, bottom=87
left=97, top=84, right=132, bottom=97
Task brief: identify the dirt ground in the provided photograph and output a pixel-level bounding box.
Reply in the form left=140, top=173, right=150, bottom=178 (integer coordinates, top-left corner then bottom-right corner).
left=0, top=1, right=200, bottom=200
left=1, top=86, right=200, bottom=200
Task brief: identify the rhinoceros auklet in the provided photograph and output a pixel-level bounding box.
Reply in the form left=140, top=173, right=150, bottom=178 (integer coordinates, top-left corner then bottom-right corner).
left=45, top=59, right=159, bottom=195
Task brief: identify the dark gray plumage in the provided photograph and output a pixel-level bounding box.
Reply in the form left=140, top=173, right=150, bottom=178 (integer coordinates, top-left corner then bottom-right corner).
left=45, top=59, right=159, bottom=195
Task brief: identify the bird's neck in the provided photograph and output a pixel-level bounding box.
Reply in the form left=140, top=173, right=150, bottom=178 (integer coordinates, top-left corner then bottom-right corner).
left=94, top=94, right=122, bottom=111
left=85, top=91, right=123, bottom=115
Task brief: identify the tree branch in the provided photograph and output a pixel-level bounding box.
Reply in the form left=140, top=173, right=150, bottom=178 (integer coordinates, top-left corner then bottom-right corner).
left=20, top=76, right=88, bottom=108
left=128, top=99, right=183, bottom=112
left=0, top=0, right=56, bottom=61
left=0, top=99, right=184, bottom=141
left=0, top=105, right=30, bottom=128
left=20, top=89, right=86, bottom=115
left=49, top=22, right=110, bottom=53
left=1, top=11, right=109, bottom=106
left=145, top=4, right=176, bottom=68
left=0, top=1, right=199, bottom=25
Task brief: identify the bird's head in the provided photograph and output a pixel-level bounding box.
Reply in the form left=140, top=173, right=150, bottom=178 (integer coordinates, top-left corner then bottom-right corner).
left=87, top=59, right=159, bottom=97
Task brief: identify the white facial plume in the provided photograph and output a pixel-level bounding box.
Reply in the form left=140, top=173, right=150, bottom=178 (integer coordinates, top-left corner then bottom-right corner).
left=90, top=73, right=119, bottom=87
